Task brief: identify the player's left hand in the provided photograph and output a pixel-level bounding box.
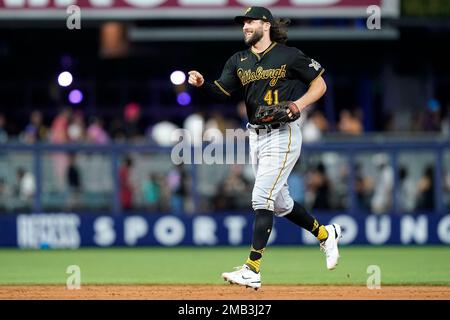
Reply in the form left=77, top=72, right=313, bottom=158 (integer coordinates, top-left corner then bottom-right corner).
left=254, top=101, right=301, bottom=125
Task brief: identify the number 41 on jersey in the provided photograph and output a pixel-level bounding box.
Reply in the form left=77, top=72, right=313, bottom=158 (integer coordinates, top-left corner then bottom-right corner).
left=264, top=90, right=279, bottom=106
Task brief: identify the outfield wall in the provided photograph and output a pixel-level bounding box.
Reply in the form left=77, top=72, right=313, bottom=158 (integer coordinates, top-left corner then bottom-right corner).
left=0, top=213, right=449, bottom=248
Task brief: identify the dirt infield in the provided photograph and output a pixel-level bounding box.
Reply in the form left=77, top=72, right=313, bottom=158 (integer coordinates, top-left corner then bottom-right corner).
left=1, top=285, right=449, bottom=300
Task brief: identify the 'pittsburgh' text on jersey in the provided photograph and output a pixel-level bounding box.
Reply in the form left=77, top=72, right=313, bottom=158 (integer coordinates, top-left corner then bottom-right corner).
left=237, top=64, right=287, bottom=87
left=213, top=42, right=325, bottom=124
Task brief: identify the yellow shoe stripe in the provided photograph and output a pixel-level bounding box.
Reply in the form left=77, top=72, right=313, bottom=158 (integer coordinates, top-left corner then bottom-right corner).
left=316, top=225, right=329, bottom=242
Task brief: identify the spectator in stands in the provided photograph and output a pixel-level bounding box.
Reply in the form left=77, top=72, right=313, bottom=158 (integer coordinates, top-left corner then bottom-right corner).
left=422, top=99, right=441, bottom=132
left=302, top=109, right=329, bottom=142
left=142, top=173, right=160, bottom=212
left=382, top=113, right=395, bottom=132
left=397, top=166, right=416, bottom=213
left=167, top=164, right=191, bottom=215
left=66, top=153, right=81, bottom=210
left=354, top=163, right=373, bottom=211
left=22, top=110, right=48, bottom=144
left=50, top=108, right=72, bottom=190
left=287, top=162, right=306, bottom=205
left=86, top=117, right=109, bottom=144
left=109, top=117, right=126, bottom=142
left=68, top=110, right=86, bottom=142
left=214, top=164, right=251, bottom=211
left=155, top=173, right=171, bottom=213
left=333, top=163, right=350, bottom=210
left=416, top=165, right=434, bottom=211
left=124, top=102, right=144, bottom=141
left=14, top=167, right=35, bottom=201
left=0, top=114, right=8, bottom=143
left=337, top=109, right=363, bottom=135
left=51, top=108, right=71, bottom=144
left=119, top=156, right=134, bottom=211
left=307, top=162, right=331, bottom=210
left=0, top=177, right=8, bottom=211
left=443, top=168, right=450, bottom=210
left=370, top=154, right=393, bottom=214
left=440, top=103, right=450, bottom=136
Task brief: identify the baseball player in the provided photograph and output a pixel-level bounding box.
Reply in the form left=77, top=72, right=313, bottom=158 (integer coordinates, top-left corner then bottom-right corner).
left=188, top=6, right=341, bottom=290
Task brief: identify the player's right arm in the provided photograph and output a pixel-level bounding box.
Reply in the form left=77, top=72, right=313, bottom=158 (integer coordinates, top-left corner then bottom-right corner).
left=188, top=55, right=240, bottom=102
left=188, top=70, right=229, bottom=102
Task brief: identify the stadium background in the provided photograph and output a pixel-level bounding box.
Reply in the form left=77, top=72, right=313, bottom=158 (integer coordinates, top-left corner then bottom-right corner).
left=0, top=0, right=449, bottom=299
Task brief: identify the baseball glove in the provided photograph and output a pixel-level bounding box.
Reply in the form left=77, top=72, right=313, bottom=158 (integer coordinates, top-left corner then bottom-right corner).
left=254, top=101, right=301, bottom=125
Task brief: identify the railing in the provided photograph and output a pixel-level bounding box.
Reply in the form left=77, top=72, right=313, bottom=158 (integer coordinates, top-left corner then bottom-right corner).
left=1, top=138, right=450, bottom=215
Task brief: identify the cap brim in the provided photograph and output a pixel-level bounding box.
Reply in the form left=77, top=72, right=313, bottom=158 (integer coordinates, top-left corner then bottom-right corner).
left=234, top=16, right=273, bottom=25
left=234, top=16, right=248, bottom=24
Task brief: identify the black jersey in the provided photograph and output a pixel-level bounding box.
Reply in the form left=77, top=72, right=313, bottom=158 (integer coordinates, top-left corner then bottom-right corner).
left=212, top=42, right=324, bottom=124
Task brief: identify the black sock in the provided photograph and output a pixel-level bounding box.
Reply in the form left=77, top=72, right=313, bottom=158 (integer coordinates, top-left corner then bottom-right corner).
left=285, top=201, right=321, bottom=237
left=246, top=209, right=273, bottom=273
left=251, top=209, right=274, bottom=248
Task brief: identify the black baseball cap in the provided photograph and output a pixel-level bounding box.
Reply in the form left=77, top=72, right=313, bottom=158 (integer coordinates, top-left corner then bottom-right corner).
left=234, top=6, right=274, bottom=25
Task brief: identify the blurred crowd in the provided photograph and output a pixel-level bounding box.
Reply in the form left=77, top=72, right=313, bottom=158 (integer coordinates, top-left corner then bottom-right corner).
left=1, top=103, right=141, bottom=145
left=211, top=155, right=439, bottom=214
left=0, top=102, right=241, bottom=146
left=0, top=155, right=195, bottom=214
left=118, top=158, right=193, bottom=214
left=0, top=151, right=443, bottom=215
left=0, top=98, right=449, bottom=214
left=133, top=154, right=440, bottom=214
left=302, top=99, right=450, bottom=142
left=1, top=98, right=450, bottom=147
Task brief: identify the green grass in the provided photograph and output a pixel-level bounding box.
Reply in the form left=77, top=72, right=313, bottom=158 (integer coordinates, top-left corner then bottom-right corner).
left=0, top=246, right=449, bottom=285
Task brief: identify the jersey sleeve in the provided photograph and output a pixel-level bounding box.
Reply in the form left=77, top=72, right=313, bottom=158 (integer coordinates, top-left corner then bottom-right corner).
left=214, top=55, right=241, bottom=97
left=291, top=50, right=325, bottom=86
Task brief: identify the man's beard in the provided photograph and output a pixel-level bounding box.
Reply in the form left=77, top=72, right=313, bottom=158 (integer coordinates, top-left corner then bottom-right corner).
left=244, top=29, right=263, bottom=47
